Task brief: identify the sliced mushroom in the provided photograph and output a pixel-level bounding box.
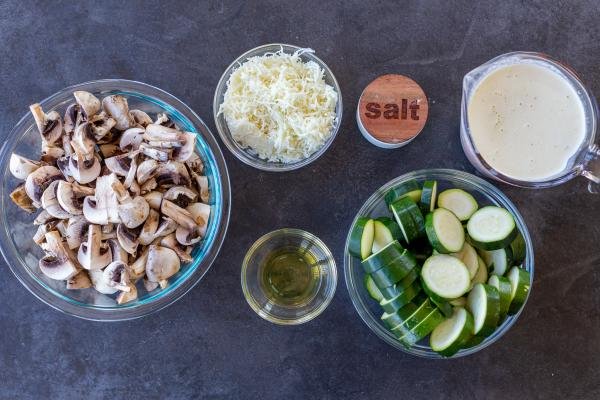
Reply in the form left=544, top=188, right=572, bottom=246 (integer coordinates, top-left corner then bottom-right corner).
left=39, top=231, right=78, bottom=280
left=117, top=283, right=138, bottom=304
left=161, top=200, right=196, bottom=230
left=10, top=184, right=36, bottom=213
left=155, top=161, right=190, bottom=188
left=175, top=202, right=210, bottom=246
left=103, top=261, right=131, bottom=291
left=153, top=217, right=177, bottom=239
left=129, top=180, right=141, bottom=197
left=107, top=238, right=128, bottom=262
left=139, top=143, right=171, bottom=161
left=69, top=153, right=101, bottom=184
left=40, top=143, right=65, bottom=163
left=89, top=269, right=118, bottom=294
left=163, top=186, right=197, bottom=208
left=55, top=219, right=68, bottom=237
left=66, top=270, right=92, bottom=290
left=105, top=153, right=134, bottom=177
left=194, top=174, right=210, bottom=203
left=82, top=174, right=121, bottom=225
left=143, top=123, right=182, bottom=142
left=102, top=95, right=134, bottom=130
left=56, top=180, right=85, bottom=215
left=119, top=127, right=145, bottom=151
left=65, top=216, right=89, bottom=249
left=172, top=132, right=196, bottom=162
left=34, top=210, right=55, bottom=225
left=9, top=154, right=41, bottom=180
left=185, top=152, right=204, bottom=175
left=140, top=178, right=157, bottom=194
left=71, top=122, right=96, bottom=160
left=145, top=245, right=180, bottom=282
left=116, top=224, right=140, bottom=255
left=34, top=222, right=57, bottom=245
left=161, top=233, right=193, bottom=263
left=56, top=156, right=72, bottom=180
left=73, top=90, right=101, bottom=119
left=130, top=109, right=153, bottom=127
left=136, top=159, right=158, bottom=184
left=98, top=143, right=120, bottom=158
left=118, top=196, right=150, bottom=229
left=144, top=191, right=163, bottom=210
left=130, top=246, right=149, bottom=277
left=24, top=165, right=62, bottom=204
left=77, top=224, right=112, bottom=270
left=30, top=103, right=63, bottom=144
left=155, top=112, right=176, bottom=128
left=41, top=180, right=72, bottom=219
left=143, top=278, right=159, bottom=292
left=139, top=209, right=160, bottom=245
left=64, top=103, right=83, bottom=135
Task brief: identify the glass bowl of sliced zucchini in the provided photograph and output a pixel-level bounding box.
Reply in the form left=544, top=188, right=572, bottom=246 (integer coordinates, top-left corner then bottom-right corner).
left=344, top=169, right=533, bottom=358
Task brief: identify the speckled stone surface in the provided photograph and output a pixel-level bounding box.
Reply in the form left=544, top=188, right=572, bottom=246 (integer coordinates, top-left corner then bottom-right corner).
left=1, top=1, right=599, bottom=399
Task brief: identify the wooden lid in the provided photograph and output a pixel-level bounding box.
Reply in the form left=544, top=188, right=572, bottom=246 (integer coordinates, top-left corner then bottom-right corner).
left=357, top=74, right=428, bottom=146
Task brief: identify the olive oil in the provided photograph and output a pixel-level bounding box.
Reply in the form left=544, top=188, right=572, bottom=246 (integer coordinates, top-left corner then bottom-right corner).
left=260, top=246, right=319, bottom=306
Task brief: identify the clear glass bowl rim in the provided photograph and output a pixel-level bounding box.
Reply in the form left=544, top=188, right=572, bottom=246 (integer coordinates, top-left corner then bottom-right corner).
left=241, top=228, right=338, bottom=325
left=343, top=169, right=534, bottom=358
left=213, top=43, right=344, bottom=172
left=460, top=51, right=599, bottom=188
left=0, top=79, right=231, bottom=321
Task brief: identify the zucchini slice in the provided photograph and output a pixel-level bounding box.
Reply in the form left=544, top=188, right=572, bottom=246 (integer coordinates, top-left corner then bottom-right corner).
left=467, top=206, right=518, bottom=251
left=420, top=180, right=438, bottom=212
left=384, top=180, right=421, bottom=207
left=361, top=240, right=404, bottom=274
left=372, top=217, right=402, bottom=253
left=507, top=266, right=531, bottom=315
left=390, top=197, right=426, bottom=243
left=425, top=208, right=465, bottom=253
left=437, top=189, right=479, bottom=221
left=489, top=247, right=513, bottom=276
left=467, top=283, right=500, bottom=336
left=364, top=275, right=384, bottom=302
left=421, top=254, right=471, bottom=300
left=510, top=233, right=526, bottom=264
left=397, top=307, right=444, bottom=348
left=349, top=217, right=375, bottom=259
left=471, top=256, right=489, bottom=286
left=379, top=282, right=421, bottom=314
left=365, top=246, right=417, bottom=289
left=430, top=307, right=474, bottom=357
left=378, top=268, right=421, bottom=300
left=452, top=242, right=479, bottom=279
left=449, top=297, right=467, bottom=307
left=488, top=274, right=512, bottom=320
left=381, top=294, right=428, bottom=329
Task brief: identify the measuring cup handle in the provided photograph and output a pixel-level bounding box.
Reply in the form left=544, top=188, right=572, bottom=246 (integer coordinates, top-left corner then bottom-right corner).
left=582, top=144, right=600, bottom=193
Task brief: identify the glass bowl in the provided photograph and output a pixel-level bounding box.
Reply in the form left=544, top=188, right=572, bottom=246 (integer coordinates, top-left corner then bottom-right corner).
left=213, top=43, right=343, bottom=172
left=344, top=169, right=534, bottom=358
left=241, top=229, right=337, bottom=325
left=0, top=79, right=231, bottom=321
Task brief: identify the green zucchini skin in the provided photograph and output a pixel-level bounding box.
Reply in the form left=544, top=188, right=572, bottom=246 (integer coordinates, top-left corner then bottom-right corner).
left=361, top=241, right=404, bottom=274
left=384, top=180, right=420, bottom=207
left=379, top=282, right=422, bottom=314
left=430, top=307, right=475, bottom=357
left=420, top=180, right=438, bottom=213
left=507, top=267, right=531, bottom=315
left=349, top=217, right=374, bottom=259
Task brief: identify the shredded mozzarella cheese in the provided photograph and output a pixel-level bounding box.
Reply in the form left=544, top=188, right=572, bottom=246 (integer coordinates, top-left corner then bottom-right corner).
left=219, top=48, right=338, bottom=163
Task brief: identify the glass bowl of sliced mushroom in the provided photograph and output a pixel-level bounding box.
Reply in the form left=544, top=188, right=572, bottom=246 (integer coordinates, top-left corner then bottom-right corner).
left=0, top=79, right=230, bottom=320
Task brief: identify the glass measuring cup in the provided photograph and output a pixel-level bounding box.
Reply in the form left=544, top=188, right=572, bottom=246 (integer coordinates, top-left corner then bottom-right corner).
left=460, top=52, right=600, bottom=192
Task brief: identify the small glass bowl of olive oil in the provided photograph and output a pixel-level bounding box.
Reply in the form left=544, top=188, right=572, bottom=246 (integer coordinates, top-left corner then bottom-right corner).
left=241, top=229, right=337, bottom=325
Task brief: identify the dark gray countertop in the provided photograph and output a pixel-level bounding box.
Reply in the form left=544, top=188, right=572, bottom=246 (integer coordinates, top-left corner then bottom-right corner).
left=1, top=1, right=599, bottom=399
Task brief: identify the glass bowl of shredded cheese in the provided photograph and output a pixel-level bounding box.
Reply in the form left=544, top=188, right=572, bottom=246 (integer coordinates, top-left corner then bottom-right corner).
left=213, top=43, right=343, bottom=171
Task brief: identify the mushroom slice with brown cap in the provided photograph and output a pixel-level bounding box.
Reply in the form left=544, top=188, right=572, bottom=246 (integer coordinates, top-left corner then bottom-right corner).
left=77, top=224, right=112, bottom=270
left=39, top=230, right=79, bottom=280
left=118, top=196, right=150, bottom=229
left=63, top=103, right=82, bottom=135
left=172, top=132, right=196, bottom=162
left=155, top=161, right=190, bottom=188
left=69, top=153, right=101, bottom=184
left=102, top=95, right=134, bottom=130
left=175, top=203, right=210, bottom=246
left=139, top=209, right=159, bottom=245
left=30, top=103, right=63, bottom=145
left=119, top=127, right=145, bottom=151
left=9, top=154, right=41, bottom=180
left=139, top=143, right=172, bottom=162
left=107, top=238, right=128, bottom=262
left=103, top=261, right=131, bottom=292
left=117, top=283, right=138, bottom=304
left=161, top=200, right=196, bottom=230
left=163, top=186, right=197, bottom=208
left=88, top=113, right=117, bottom=141
left=41, top=180, right=72, bottom=219
left=116, top=224, right=140, bottom=255
left=56, top=180, right=85, bottom=215
left=143, top=191, right=163, bottom=210
left=73, top=91, right=101, bottom=119
left=89, top=269, right=118, bottom=295
left=10, top=184, right=37, bottom=213
left=130, top=109, right=153, bottom=127
left=66, top=270, right=92, bottom=290
left=25, top=165, right=62, bottom=204
left=145, top=245, right=180, bottom=282
left=136, top=159, right=158, bottom=184
left=65, top=216, right=89, bottom=249
left=161, top=233, right=193, bottom=263
left=105, top=153, right=134, bottom=177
